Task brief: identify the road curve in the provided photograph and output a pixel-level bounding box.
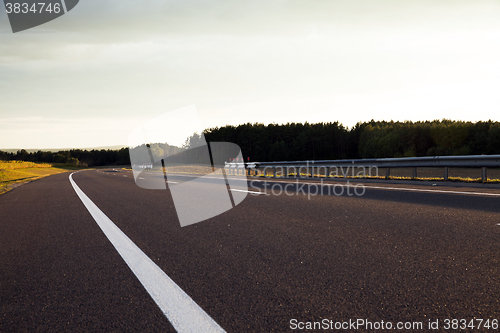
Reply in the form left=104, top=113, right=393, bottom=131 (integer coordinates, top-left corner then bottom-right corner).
left=1, top=168, right=500, bottom=332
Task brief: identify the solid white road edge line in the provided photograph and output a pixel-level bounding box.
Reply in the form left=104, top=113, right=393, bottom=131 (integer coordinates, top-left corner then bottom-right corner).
left=247, top=179, right=500, bottom=197
left=359, top=185, right=500, bottom=197
left=69, top=173, right=225, bottom=333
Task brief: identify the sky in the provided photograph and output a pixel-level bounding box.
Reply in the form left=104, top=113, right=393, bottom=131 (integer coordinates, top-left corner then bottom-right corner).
left=0, top=0, right=499, bottom=149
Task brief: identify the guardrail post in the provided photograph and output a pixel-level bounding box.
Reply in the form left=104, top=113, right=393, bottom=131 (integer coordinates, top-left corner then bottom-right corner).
left=273, top=167, right=277, bottom=178
left=284, top=167, right=288, bottom=178
left=412, top=167, right=417, bottom=179
left=482, top=167, right=487, bottom=182
left=385, top=168, right=390, bottom=179
left=444, top=167, right=449, bottom=181
left=326, top=167, right=331, bottom=178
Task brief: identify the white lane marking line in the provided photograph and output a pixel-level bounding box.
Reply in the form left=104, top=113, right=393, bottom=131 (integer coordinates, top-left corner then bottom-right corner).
left=135, top=174, right=500, bottom=197
left=230, top=189, right=265, bottom=195
left=131, top=174, right=176, bottom=183
left=165, top=174, right=246, bottom=181
left=361, top=185, right=500, bottom=197
left=69, top=173, right=225, bottom=333
left=248, top=179, right=500, bottom=197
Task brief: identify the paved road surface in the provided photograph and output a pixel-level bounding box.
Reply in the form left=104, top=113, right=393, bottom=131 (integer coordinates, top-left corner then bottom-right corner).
left=1, top=169, right=500, bottom=332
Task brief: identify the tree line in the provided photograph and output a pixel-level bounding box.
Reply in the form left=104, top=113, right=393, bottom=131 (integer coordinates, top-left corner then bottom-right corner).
left=1, top=119, right=500, bottom=165
left=0, top=148, right=131, bottom=167
left=202, top=119, right=500, bottom=161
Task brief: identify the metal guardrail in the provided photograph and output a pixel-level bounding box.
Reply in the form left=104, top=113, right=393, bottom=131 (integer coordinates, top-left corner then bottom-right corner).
left=225, top=155, right=500, bottom=182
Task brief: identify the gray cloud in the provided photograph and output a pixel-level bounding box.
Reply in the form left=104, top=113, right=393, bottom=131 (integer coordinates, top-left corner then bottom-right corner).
left=1, top=0, right=499, bottom=148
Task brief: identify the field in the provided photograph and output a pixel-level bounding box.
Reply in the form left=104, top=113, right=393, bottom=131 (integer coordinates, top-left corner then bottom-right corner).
left=0, top=161, right=81, bottom=195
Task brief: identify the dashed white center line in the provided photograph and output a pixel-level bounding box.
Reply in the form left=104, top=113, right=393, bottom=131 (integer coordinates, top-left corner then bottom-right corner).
left=230, top=189, right=265, bottom=195
left=69, top=173, right=225, bottom=333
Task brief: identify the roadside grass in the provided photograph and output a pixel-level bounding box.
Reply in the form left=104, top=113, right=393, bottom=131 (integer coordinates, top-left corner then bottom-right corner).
left=0, top=161, right=85, bottom=195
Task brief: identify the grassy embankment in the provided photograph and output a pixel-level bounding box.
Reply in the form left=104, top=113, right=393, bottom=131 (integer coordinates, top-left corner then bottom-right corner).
left=0, top=161, right=83, bottom=195
left=255, top=167, right=500, bottom=183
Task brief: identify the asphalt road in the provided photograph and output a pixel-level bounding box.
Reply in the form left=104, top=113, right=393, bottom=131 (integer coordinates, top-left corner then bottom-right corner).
left=1, top=168, right=500, bottom=332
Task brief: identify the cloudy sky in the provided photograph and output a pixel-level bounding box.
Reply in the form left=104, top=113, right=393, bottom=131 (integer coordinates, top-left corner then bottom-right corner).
left=1, top=0, right=499, bottom=149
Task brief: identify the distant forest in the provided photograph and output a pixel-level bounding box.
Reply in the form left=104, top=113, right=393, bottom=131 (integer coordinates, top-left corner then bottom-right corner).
left=202, top=119, right=500, bottom=161
left=1, top=119, right=500, bottom=165
left=0, top=148, right=131, bottom=167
